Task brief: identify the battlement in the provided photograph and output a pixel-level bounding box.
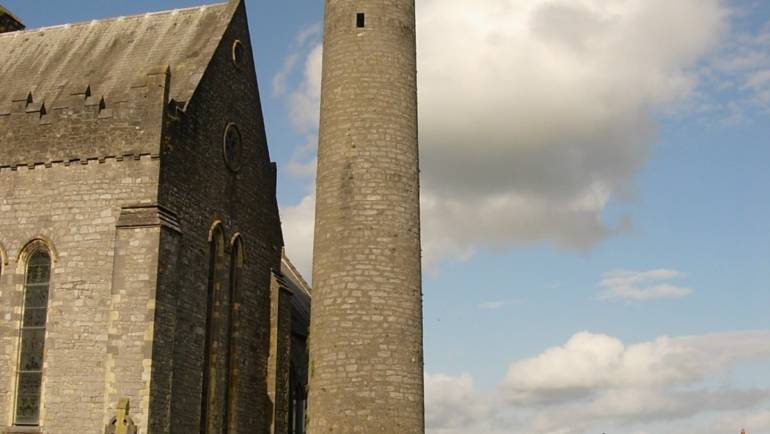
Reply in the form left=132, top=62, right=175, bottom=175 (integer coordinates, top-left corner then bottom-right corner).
left=0, top=83, right=169, bottom=122
left=0, top=86, right=103, bottom=121
left=0, top=68, right=172, bottom=168
left=0, top=153, right=159, bottom=175
left=0, top=1, right=235, bottom=167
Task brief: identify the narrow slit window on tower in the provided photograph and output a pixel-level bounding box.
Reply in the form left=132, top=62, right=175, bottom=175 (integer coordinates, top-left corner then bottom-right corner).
left=356, top=13, right=365, bottom=28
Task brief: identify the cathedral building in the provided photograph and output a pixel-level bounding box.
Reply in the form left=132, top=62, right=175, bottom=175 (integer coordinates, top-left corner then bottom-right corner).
left=0, top=1, right=309, bottom=433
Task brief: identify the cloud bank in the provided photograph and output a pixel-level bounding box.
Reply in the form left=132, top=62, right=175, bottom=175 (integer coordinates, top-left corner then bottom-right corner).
left=278, top=0, right=730, bottom=272
left=416, top=0, right=727, bottom=263
left=426, top=330, right=770, bottom=434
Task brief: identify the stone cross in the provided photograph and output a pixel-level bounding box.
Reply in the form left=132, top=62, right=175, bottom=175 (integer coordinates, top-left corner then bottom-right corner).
left=105, top=398, right=137, bottom=434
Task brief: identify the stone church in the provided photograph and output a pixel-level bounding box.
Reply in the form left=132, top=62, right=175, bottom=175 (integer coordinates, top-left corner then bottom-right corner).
left=0, top=1, right=311, bottom=433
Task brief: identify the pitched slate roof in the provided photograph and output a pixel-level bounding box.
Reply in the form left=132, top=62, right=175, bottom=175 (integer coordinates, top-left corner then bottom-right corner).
left=281, top=254, right=311, bottom=339
left=0, top=1, right=235, bottom=110
left=280, top=254, right=311, bottom=388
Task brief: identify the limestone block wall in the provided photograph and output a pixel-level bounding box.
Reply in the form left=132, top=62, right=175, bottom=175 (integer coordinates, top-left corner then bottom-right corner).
left=105, top=204, right=183, bottom=433
left=309, top=0, right=425, bottom=432
left=156, top=2, right=284, bottom=432
left=0, top=3, right=293, bottom=434
left=0, top=157, right=160, bottom=434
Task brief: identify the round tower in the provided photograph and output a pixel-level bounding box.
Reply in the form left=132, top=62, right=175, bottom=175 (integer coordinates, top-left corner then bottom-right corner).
left=308, top=0, right=424, bottom=432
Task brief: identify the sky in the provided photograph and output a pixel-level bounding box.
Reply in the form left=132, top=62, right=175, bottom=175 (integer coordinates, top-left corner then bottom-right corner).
left=5, top=0, right=770, bottom=433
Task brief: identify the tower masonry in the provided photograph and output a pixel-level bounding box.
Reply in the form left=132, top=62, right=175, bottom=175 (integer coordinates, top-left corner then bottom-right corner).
left=308, top=0, right=424, bottom=433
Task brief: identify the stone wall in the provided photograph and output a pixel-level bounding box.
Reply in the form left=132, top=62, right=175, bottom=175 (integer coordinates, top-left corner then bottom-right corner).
left=156, top=2, right=284, bottom=433
left=309, top=0, right=425, bottom=432
left=0, top=74, right=164, bottom=169
left=0, top=2, right=292, bottom=434
left=0, top=156, right=160, bottom=434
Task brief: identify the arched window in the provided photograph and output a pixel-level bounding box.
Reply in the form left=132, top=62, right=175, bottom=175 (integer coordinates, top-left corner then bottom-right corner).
left=224, top=235, right=244, bottom=433
left=15, top=248, right=51, bottom=426
left=202, top=224, right=226, bottom=434
left=289, top=366, right=307, bottom=434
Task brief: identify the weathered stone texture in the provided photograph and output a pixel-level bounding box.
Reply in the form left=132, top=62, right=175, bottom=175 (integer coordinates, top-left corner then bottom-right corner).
left=0, top=157, right=160, bottom=434
left=157, top=2, right=283, bottom=432
left=0, top=1, right=292, bottom=433
left=308, top=0, right=424, bottom=433
left=0, top=3, right=233, bottom=166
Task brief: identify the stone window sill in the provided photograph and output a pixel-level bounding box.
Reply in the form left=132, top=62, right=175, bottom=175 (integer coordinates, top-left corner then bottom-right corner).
left=4, top=427, right=44, bottom=434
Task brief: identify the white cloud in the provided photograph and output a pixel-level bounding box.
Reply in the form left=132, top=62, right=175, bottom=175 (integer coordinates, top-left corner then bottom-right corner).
left=277, top=0, right=731, bottom=269
left=502, top=331, right=770, bottom=399
left=416, top=0, right=728, bottom=263
left=287, top=43, right=322, bottom=133
left=425, top=373, right=492, bottom=431
left=598, top=269, right=693, bottom=301
left=274, top=27, right=322, bottom=276
left=280, top=191, right=315, bottom=277
left=697, top=15, right=770, bottom=122
left=478, top=299, right=519, bottom=310
left=272, top=23, right=321, bottom=97
left=426, top=330, right=770, bottom=434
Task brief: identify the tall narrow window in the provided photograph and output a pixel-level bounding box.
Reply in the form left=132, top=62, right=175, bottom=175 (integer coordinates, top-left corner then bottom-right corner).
left=224, top=236, right=244, bottom=433
left=290, top=380, right=307, bottom=434
left=202, top=225, right=226, bottom=434
left=15, top=249, right=51, bottom=426
left=356, top=13, right=366, bottom=28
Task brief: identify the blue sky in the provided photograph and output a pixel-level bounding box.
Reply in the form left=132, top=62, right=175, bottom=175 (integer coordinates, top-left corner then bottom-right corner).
left=6, top=0, right=770, bottom=432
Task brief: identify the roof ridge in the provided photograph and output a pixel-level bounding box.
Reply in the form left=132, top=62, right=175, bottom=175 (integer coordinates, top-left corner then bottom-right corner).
left=0, top=1, right=227, bottom=37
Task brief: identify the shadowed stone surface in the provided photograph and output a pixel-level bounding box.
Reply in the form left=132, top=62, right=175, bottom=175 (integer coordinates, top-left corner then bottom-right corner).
left=0, top=5, right=24, bottom=33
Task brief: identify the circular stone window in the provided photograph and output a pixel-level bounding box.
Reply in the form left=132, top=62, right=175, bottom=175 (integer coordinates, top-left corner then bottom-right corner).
left=232, top=40, right=245, bottom=66
left=223, top=123, right=243, bottom=172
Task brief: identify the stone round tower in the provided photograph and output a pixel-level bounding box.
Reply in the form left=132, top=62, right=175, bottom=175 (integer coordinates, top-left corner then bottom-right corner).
left=308, top=0, right=424, bottom=432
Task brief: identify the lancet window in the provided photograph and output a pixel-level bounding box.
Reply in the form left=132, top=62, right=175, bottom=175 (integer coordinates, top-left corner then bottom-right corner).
left=202, top=224, right=226, bottom=434
left=14, top=248, right=51, bottom=426
left=224, top=235, right=244, bottom=433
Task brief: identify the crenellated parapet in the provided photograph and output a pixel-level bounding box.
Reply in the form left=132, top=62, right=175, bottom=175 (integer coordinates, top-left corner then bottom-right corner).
left=0, top=69, right=172, bottom=168
left=0, top=153, right=159, bottom=174
left=0, top=2, right=235, bottom=168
